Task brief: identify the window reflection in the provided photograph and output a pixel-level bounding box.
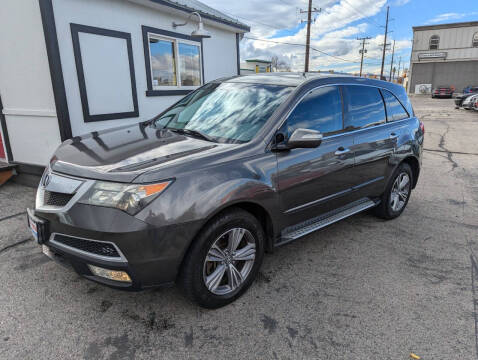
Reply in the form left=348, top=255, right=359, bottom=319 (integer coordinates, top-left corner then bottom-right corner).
left=154, top=83, right=293, bottom=143
left=286, top=86, right=343, bottom=136
left=149, top=38, right=177, bottom=87
left=381, top=89, right=409, bottom=121
left=179, top=43, right=201, bottom=86
left=344, top=86, right=386, bottom=129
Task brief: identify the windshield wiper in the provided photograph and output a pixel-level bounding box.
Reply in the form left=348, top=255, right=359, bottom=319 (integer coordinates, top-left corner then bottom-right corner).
left=167, top=128, right=216, bottom=142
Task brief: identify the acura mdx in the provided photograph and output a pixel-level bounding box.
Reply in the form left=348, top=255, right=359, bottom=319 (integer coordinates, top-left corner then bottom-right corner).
left=28, top=73, right=424, bottom=308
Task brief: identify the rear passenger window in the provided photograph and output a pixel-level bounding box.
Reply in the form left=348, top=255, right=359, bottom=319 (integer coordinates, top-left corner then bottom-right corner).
left=286, top=86, right=343, bottom=136
left=343, top=86, right=385, bottom=129
left=381, top=89, right=409, bottom=121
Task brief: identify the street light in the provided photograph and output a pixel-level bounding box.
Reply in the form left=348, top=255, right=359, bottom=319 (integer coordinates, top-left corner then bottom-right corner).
left=172, top=12, right=211, bottom=39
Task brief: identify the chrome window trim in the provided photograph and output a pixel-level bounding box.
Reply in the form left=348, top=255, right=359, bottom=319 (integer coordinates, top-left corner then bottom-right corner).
left=36, top=170, right=95, bottom=213
left=48, top=233, right=128, bottom=263
left=271, top=82, right=412, bottom=144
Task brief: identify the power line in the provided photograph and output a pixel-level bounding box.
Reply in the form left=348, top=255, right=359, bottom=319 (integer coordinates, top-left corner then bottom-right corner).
left=244, top=36, right=384, bottom=65
left=341, top=0, right=384, bottom=28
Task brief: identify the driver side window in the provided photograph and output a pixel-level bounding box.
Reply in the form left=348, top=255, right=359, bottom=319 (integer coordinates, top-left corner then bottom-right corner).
left=286, top=85, right=343, bottom=137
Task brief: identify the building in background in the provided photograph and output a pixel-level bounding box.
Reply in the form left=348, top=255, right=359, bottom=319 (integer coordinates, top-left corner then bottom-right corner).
left=408, top=21, right=478, bottom=94
left=240, top=59, right=272, bottom=75
left=0, top=0, right=248, bottom=171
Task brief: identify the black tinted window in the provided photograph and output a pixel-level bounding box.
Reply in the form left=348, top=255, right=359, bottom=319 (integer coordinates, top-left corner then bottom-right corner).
left=287, top=86, right=342, bottom=135
left=381, top=89, right=409, bottom=121
left=343, top=86, right=385, bottom=129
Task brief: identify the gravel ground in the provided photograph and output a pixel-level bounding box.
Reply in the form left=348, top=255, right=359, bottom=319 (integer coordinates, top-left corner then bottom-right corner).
left=1, top=96, right=478, bottom=359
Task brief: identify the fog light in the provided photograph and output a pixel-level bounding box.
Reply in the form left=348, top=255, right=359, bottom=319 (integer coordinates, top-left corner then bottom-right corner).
left=88, top=265, right=131, bottom=283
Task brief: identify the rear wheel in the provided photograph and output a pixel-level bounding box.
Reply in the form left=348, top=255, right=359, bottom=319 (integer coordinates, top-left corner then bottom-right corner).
left=373, top=163, right=412, bottom=220
left=178, top=208, right=265, bottom=308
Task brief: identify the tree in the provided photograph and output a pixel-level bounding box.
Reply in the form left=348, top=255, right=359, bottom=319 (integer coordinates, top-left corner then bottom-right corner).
left=271, top=56, right=279, bottom=72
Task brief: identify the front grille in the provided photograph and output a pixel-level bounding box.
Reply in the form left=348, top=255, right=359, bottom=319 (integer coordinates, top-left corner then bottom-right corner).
left=53, top=234, right=121, bottom=258
left=44, top=191, right=74, bottom=207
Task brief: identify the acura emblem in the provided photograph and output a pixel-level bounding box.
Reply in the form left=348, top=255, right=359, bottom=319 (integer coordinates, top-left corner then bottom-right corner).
left=43, top=173, right=51, bottom=187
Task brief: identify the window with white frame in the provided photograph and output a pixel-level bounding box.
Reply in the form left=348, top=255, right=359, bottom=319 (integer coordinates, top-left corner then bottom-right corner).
left=148, top=33, right=202, bottom=90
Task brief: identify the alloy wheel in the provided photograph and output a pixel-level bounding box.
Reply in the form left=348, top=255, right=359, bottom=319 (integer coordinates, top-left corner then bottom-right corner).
left=390, top=172, right=410, bottom=212
left=203, top=228, right=256, bottom=295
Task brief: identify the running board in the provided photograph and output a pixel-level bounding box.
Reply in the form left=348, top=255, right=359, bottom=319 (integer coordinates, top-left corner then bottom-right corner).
left=278, top=198, right=378, bottom=245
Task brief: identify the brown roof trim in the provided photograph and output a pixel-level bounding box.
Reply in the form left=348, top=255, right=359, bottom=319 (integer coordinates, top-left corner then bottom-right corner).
left=413, top=21, right=478, bottom=31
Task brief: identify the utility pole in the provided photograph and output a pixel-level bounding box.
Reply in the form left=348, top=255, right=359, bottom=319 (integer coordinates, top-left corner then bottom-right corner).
left=380, top=6, right=390, bottom=80
left=388, top=39, right=395, bottom=82
left=397, top=56, right=402, bottom=81
left=301, top=1, right=321, bottom=72
left=357, top=36, right=371, bottom=77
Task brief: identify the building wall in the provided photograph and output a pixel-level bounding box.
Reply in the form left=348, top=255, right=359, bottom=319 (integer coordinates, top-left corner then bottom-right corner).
left=0, top=0, right=242, bottom=166
left=0, top=0, right=62, bottom=165
left=53, top=0, right=239, bottom=137
left=411, top=26, right=478, bottom=61
left=409, top=24, right=478, bottom=93
left=410, top=61, right=478, bottom=93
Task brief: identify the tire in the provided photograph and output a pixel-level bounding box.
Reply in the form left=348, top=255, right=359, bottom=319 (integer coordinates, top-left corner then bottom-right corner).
left=373, top=163, right=413, bottom=220
left=178, top=208, right=265, bottom=309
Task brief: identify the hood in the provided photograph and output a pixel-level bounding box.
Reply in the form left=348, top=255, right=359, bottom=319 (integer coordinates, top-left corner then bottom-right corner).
left=50, top=123, right=234, bottom=183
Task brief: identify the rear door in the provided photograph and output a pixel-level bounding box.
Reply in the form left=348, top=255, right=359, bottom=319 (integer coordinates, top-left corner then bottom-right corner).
left=342, top=85, right=401, bottom=198
left=276, top=85, right=356, bottom=226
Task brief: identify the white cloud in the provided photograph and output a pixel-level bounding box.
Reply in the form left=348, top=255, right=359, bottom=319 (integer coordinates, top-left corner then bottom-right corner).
left=426, top=12, right=478, bottom=24
left=392, top=0, right=411, bottom=5
left=200, top=0, right=412, bottom=74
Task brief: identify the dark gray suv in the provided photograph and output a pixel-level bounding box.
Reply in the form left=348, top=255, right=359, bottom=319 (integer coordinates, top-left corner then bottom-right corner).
left=27, top=73, right=424, bottom=308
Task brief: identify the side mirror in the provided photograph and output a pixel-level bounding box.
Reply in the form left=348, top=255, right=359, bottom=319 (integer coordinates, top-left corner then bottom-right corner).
left=285, top=128, right=323, bottom=149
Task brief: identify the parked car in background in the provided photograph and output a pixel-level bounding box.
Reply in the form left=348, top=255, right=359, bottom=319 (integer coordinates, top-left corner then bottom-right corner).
left=462, top=94, right=478, bottom=110
left=455, top=91, right=478, bottom=108
left=462, top=85, right=478, bottom=94
left=472, top=96, right=478, bottom=111
left=27, top=73, right=423, bottom=308
left=432, top=86, right=453, bottom=98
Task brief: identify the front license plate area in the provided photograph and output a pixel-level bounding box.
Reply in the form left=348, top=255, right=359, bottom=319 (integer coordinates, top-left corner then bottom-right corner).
left=27, top=208, right=49, bottom=244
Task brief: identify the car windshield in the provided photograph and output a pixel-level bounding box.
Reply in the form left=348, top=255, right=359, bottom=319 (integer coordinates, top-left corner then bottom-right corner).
left=153, top=82, right=293, bottom=143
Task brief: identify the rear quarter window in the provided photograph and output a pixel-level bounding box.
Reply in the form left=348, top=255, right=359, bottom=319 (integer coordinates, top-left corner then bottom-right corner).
left=393, top=86, right=414, bottom=116
left=381, top=89, right=409, bottom=121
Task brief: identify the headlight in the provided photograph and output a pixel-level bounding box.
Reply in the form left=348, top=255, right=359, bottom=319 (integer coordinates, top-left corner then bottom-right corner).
left=79, top=180, right=172, bottom=215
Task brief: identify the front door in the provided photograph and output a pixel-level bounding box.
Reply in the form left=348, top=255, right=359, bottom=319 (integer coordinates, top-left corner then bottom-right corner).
left=276, top=85, right=356, bottom=227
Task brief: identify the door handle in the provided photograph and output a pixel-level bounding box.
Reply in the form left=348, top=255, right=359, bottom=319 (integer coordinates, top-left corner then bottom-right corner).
left=334, top=147, right=351, bottom=156
left=389, top=132, right=398, bottom=139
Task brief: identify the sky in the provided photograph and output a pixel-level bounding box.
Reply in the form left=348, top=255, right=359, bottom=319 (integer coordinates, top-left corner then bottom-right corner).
left=200, top=0, right=478, bottom=76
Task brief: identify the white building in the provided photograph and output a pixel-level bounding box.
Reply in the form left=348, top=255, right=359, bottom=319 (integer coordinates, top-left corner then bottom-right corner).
left=0, top=0, right=248, bottom=174
left=240, top=59, right=272, bottom=75
left=409, top=21, right=478, bottom=94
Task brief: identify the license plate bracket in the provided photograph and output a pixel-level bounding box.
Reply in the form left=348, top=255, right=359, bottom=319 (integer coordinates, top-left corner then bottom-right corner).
left=27, top=208, right=50, bottom=244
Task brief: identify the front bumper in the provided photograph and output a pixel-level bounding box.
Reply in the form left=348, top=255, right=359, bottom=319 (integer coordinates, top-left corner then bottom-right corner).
left=29, top=204, right=201, bottom=290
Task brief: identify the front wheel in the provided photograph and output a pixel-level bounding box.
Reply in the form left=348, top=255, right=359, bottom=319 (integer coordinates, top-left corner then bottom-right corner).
left=178, top=208, right=265, bottom=308
left=373, top=163, right=413, bottom=220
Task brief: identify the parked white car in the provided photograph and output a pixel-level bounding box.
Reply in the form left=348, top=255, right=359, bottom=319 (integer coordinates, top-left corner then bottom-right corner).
left=472, top=96, right=478, bottom=111
left=462, top=94, right=478, bottom=110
